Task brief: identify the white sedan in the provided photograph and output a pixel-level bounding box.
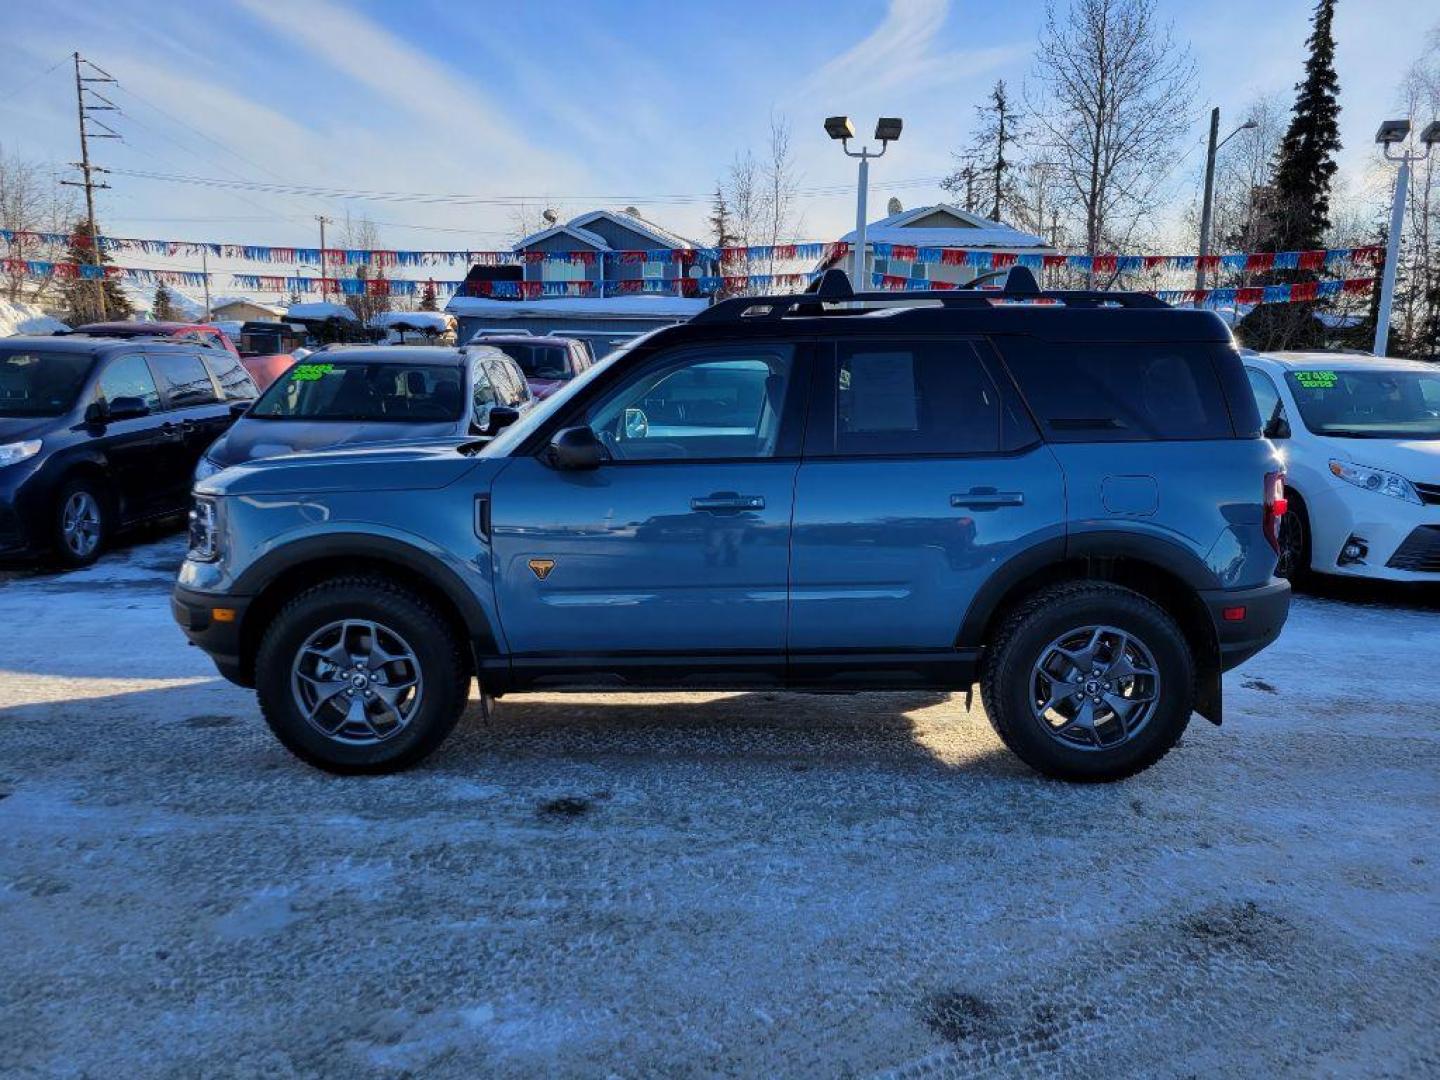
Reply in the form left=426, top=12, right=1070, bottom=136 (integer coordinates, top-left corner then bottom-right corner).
left=1243, top=350, right=1440, bottom=581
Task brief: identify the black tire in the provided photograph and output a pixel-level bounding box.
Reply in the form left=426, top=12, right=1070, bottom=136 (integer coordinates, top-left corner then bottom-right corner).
left=255, top=576, right=470, bottom=774
left=51, top=476, right=108, bottom=568
left=979, top=582, right=1195, bottom=782
left=1275, top=489, right=1310, bottom=583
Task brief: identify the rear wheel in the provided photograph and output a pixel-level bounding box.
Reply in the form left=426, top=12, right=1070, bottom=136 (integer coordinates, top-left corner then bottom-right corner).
left=52, top=478, right=107, bottom=568
left=1274, top=490, right=1310, bottom=582
left=255, top=576, right=470, bottom=774
left=980, top=582, right=1195, bottom=782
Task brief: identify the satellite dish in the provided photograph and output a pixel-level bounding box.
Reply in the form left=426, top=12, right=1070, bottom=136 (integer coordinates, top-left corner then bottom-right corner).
left=541, top=208, right=559, bottom=225
left=887, top=197, right=903, bottom=215
left=624, top=206, right=640, bottom=217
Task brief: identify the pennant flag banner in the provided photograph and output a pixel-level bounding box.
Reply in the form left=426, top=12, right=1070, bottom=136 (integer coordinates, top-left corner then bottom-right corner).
left=2, top=258, right=209, bottom=287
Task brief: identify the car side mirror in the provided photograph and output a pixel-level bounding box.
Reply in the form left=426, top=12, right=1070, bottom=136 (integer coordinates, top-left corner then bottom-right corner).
left=487, top=405, right=520, bottom=434
left=83, top=401, right=106, bottom=425
left=106, top=396, right=150, bottom=421
left=547, top=426, right=603, bottom=470
left=1263, top=414, right=1290, bottom=440
left=229, top=401, right=251, bottom=420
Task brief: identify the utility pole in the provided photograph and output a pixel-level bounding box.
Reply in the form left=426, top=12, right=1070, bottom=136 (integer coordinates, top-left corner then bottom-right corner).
left=1197, top=108, right=1258, bottom=291
left=316, top=215, right=332, bottom=302
left=62, top=53, right=119, bottom=319
left=201, top=247, right=212, bottom=319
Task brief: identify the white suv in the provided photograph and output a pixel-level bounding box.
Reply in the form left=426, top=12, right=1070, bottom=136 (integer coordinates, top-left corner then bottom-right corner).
left=1244, top=351, right=1440, bottom=581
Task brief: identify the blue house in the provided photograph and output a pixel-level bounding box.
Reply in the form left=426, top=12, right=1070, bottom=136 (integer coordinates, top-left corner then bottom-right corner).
left=514, top=208, right=719, bottom=294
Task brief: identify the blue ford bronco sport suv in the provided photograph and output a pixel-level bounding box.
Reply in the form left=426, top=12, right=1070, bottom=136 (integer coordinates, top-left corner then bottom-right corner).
left=174, top=270, right=1290, bottom=781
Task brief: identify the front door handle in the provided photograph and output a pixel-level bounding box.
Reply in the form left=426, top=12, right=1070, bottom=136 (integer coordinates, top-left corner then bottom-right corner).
left=159, top=422, right=182, bottom=439
left=691, top=493, right=765, bottom=513
left=951, top=488, right=1024, bottom=510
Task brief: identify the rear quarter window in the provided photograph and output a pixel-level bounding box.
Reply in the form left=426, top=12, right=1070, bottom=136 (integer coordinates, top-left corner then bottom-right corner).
left=995, top=338, right=1240, bottom=442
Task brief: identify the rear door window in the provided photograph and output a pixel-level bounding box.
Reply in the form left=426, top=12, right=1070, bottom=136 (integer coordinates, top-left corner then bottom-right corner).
left=996, top=339, right=1235, bottom=441
left=201, top=352, right=257, bottom=401
left=148, top=350, right=220, bottom=409
left=97, top=353, right=162, bottom=412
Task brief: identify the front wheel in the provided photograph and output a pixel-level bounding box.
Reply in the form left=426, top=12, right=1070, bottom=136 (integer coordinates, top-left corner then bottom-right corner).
left=255, top=576, right=470, bottom=774
left=52, top=478, right=107, bottom=567
left=980, top=583, right=1195, bottom=782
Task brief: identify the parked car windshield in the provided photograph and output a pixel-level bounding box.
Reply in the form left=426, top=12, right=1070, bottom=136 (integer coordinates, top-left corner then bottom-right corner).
left=1284, top=368, right=1440, bottom=440
left=489, top=343, right=571, bottom=380
left=248, top=360, right=465, bottom=422
left=0, top=348, right=94, bottom=417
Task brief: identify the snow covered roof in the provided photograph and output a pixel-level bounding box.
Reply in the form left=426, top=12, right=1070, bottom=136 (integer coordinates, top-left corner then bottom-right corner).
left=209, top=296, right=286, bottom=317
left=369, top=310, right=454, bottom=331
left=514, top=209, right=700, bottom=253
left=0, top=299, right=67, bottom=337
left=445, top=294, right=708, bottom=320
left=838, top=203, right=1050, bottom=251
left=286, top=302, right=359, bottom=322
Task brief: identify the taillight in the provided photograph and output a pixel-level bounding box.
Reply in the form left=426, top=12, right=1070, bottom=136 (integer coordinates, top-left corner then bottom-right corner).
left=1263, top=471, right=1287, bottom=556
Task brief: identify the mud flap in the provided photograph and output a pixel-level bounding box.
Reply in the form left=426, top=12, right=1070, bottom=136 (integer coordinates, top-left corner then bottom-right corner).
left=1196, top=667, right=1223, bottom=726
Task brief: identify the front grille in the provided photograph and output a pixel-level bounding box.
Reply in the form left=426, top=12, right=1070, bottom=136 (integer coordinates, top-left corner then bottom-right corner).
left=1387, top=525, right=1440, bottom=572
left=1415, top=481, right=1440, bottom=507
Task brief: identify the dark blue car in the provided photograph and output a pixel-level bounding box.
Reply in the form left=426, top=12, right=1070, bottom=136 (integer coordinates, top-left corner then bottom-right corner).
left=174, top=270, right=1290, bottom=782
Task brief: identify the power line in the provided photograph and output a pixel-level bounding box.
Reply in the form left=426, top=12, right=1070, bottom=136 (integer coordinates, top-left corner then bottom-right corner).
left=0, top=54, right=70, bottom=106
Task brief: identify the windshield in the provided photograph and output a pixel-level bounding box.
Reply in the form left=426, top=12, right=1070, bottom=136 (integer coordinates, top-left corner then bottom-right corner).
left=0, top=348, right=93, bottom=417
left=1285, top=368, right=1440, bottom=440
left=490, top=343, right=571, bottom=381
left=248, top=360, right=465, bottom=422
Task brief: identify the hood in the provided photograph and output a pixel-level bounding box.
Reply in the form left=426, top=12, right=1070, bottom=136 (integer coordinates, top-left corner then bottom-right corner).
left=199, top=439, right=491, bottom=497
left=209, top=417, right=463, bottom=468
left=1326, top=438, right=1440, bottom=484
left=0, top=415, right=56, bottom=443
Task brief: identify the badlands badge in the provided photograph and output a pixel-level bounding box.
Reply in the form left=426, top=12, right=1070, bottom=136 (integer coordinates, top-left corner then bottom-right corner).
left=528, top=558, right=556, bottom=581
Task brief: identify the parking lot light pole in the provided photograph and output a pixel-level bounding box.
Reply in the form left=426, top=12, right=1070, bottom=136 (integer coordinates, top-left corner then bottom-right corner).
left=825, top=116, right=903, bottom=288
left=1373, top=119, right=1439, bottom=356
left=1196, top=108, right=1257, bottom=291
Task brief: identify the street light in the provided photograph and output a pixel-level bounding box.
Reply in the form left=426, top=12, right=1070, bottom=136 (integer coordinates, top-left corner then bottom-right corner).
left=1196, top=107, right=1258, bottom=291
left=1374, top=118, right=1439, bottom=356
left=825, top=115, right=903, bottom=287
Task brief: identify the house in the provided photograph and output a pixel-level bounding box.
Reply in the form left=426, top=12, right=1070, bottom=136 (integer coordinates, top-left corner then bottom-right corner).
left=208, top=297, right=287, bottom=323
left=512, top=208, right=719, bottom=293
left=824, top=203, right=1052, bottom=287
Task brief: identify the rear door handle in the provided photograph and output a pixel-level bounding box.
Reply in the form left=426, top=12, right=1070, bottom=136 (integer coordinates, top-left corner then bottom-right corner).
left=691, top=494, right=766, bottom=513
left=951, top=489, right=1024, bottom=510
left=159, top=422, right=182, bottom=439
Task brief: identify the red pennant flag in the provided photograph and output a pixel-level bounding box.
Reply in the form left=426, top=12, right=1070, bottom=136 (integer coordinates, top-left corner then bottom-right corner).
left=1244, top=252, right=1274, bottom=272
left=1289, top=281, right=1318, bottom=302
left=1237, top=287, right=1264, bottom=305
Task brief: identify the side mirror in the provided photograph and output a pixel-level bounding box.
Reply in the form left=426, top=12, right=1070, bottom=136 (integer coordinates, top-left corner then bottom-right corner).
left=107, top=396, right=150, bottom=421
left=487, top=405, right=521, bottom=434
left=229, top=401, right=251, bottom=420
left=547, top=426, right=603, bottom=470
left=1263, top=414, right=1291, bottom=440
left=83, top=401, right=107, bottom=425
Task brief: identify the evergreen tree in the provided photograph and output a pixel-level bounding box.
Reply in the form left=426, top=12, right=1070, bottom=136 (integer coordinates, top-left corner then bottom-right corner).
left=709, top=186, right=735, bottom=250
left=1265, top=0, right=1342, bottom=251
left=60, top=220, right=133, bottom=324
left=151, top=282, right=177, bottom=321
left=419, top=279, right=438, bottom=312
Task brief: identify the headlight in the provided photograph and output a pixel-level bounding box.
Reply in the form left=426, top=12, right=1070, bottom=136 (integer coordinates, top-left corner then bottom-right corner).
left=1328, top=460, right=1422, bottom=505
left=0, top=440, right=41, bottom=468
left=187, top=497, right=220, bottom=562
left=194, top=456, right=222, bottom=483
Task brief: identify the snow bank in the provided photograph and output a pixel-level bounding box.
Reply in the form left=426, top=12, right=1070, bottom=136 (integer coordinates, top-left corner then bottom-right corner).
left=0, top=298, right=68, bottom=336
left=287, top=302, right=359, bottom=322
left=444, top=295, right=708, bottom=319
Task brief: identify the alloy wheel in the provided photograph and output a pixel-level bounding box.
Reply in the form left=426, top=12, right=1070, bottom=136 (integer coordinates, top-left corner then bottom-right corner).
left=1029, top=624, right=1162, bottom=751
left=290, top=619, right=424, bottom=745
left=61, top=491, right=102, bottom=560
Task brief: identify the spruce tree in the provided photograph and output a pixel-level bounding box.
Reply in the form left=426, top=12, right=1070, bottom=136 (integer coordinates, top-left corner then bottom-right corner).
left=60, top=220, right=133, bottom=324
left=1266, top=0, right=1341, bottom=251
left=709, top=186, right=735, bottom=250
left=152, top=282, right=176, bottom=321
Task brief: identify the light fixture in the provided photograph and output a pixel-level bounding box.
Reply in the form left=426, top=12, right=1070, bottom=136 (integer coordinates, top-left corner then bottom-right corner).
left=874, top=117, right=903, bottom=143
left=1375, top=119, right=1411, bottom=145
left=1421, top=121, right=1440, bottom=147
left=824, top=116, right=855, bottom=141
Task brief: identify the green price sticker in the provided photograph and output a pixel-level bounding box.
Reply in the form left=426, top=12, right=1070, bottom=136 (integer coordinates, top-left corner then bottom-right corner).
left=1294, top=370, right=1337, bottom=389
left=290, top=363, right=335, bottom=382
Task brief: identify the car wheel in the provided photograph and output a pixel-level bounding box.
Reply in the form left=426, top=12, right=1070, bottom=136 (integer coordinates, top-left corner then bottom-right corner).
left=52, top=477, right=107, bottom=568
left=255, top=576, right=470, bottom=774
left=980, top=582, right=1195, bottom=782
left=1274, top=490, right=1310, bottom=582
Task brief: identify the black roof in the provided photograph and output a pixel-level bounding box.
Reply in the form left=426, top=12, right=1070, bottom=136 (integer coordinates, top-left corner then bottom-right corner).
left=0, top=334, right=213, bottom=355
left=308, top=346, right=468, bottom=366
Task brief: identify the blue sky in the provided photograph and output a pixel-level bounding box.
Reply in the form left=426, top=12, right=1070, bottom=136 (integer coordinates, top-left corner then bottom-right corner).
left=0, top=0, right=1434, bottom=254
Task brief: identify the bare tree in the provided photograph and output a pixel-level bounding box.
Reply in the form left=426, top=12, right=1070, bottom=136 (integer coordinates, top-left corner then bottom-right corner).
left=0, top=147, right=79, bottom=305
left=761, top=114, right=800, bottom=277
left=1025, top=0, right=1198, bottom=277
left=1205, top=93, right=1287, bottom=254
left=720, top=150, right=763, bottom=285
left=1391, top=24, right=1440, bottom=356
left=339, top=214, right=391, bottom=324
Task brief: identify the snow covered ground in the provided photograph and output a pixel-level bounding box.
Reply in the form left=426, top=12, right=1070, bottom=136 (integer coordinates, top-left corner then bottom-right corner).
left=1, top=533, right=1436, bottom=1077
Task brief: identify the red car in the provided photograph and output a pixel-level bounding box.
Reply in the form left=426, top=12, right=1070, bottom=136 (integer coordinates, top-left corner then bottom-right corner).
left=470, top=334, right=594, bottom=400
left=72, top=321, right=289, bottom=391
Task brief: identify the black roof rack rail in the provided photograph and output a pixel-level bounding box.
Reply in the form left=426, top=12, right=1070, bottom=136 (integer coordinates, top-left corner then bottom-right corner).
left=692, top=266, right=1171, bottom=324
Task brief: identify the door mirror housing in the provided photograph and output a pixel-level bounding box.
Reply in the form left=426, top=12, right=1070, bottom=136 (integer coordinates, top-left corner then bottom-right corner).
left=83, top=401, right=106, bottom=425
left=1262, top=414, right=1291, bottom=440
left=487, top=405, right=521, bottom=434
left=547, top=426, right=603, bottom=470
left=106, top=396, right=150, bottom=421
